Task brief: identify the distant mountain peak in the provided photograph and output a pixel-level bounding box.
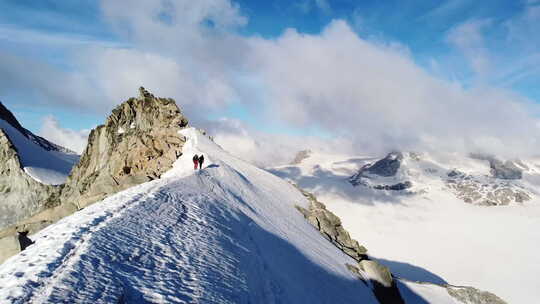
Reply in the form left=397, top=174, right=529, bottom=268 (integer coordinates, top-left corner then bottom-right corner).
left=291, top=149, right=312, bottom=165
left=0, top=101, right=28, bottom=137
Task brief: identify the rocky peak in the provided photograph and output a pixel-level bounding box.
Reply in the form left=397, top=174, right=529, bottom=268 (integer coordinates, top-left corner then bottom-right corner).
left=107, top=88, right=188, bottom=135
left=138, top=86, right=154, bottom=100
left=349, top=152, right=412, bottom=190
left=366, top=151, right=403, bottom=177
left=57, top=88, right=189, bottom=210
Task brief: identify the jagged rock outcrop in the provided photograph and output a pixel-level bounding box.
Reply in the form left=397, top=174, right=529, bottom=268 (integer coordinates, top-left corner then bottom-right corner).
left=294, top=186, right=508, bottom=304
left=447, top=286, right=507, bottom=304
left=359, top=260, right=404, bottom=304
left=446, top=169, right=530, bottom=206
left=294, top=187, right=405, bottom=304
left=295, top=190, right=367, bottom=261
left=0, top=130, right=57, bottom=230
left=364, top=152, right=403, bottom=177
left=0, top=87, right=189, bottom=263
left=56, top=87, right=188, bottom=210
left=373, top=181, right=412, bottom=191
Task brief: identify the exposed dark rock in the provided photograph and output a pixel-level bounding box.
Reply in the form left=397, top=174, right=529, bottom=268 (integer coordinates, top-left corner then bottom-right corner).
left=489, top=159, right=522, bottom=180
left=360, top=260, right=405, bottom=304
left=294, top=186, right=405, bottom=304
left=366, top=152, right=403, bottom=177
left=446, top=169, right=530, bottom=206
left=373, top=181, right=412, bottom=191
left=295, top=190, right=368, bottom=262
left=350, top=152, right=404, bottom=187
left=17, top=231, right=34, bottom=251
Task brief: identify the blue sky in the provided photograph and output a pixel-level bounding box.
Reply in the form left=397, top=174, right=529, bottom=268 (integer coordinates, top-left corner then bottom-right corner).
left=1, top=0, right=539, bottom=159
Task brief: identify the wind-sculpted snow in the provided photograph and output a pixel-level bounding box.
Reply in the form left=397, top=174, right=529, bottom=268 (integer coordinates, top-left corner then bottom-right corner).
left=0, top=128, right=379, bottom=303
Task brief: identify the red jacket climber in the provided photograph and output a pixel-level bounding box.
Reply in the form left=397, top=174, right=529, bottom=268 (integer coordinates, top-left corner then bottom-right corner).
left=193, top=154, right=199, bottom=170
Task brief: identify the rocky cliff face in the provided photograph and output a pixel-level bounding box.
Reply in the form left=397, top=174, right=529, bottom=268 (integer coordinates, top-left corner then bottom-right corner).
left=0, top=88, right=189, bottom=263
left=56, top=87, right=188, bottom=211
left=294, top=186, right=405, bottom=304
left=0, top=104, right=69, bottom=262
left=0, top=130, right=56, bottom=230
left=0, top=100, right=73, bottom=233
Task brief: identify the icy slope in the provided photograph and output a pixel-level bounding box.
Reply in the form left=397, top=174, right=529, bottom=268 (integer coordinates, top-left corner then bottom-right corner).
left=0, top=119, right=78, bottom=185
left=270, top=151, right=540, bottom=303
left=0, top=128, right=382, bottom=303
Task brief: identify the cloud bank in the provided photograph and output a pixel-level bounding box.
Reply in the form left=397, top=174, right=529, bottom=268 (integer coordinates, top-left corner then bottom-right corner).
left=3, top=0, right=540, bottom=165
left=39, top=116, right=90, bottom=154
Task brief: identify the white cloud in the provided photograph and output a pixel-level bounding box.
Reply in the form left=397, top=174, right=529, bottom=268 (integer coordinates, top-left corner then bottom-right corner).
left=79, top=47, right=239, bottom=118
left=446, top=19, right=492, bottom=78
left=205, top=118, right=355, bottom=167
left=246, top=21, right=540, bottom=157
left=81, top=2, right=540, bottom=158
left=39, top=116, right=90, bottom=154
left=0, top=50, right=104, bottom=110
left=5, top=0, right=540, bottom=161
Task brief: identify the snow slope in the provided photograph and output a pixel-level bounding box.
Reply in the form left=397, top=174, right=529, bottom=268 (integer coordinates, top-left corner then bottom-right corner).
left=0, top=119, right=78, bottom=185
left=0, top=128, right=385, bottom=303
left=270, top=152, right=540, bottom=303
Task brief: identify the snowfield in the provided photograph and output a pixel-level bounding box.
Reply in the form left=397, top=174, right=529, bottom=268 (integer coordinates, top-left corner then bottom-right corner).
left=270, top=151, right=540, bottom=304
left=0, top=119, right=78, bottom=185
left=0, top=128, right=383, bottom=303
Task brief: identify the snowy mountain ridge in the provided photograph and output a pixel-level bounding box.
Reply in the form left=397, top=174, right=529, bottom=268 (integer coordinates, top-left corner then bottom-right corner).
left=0, top=128, right=505, bottom=303
left=271, top=150, right=540, bottom=303
left=347, top=150, right=537, bottom=206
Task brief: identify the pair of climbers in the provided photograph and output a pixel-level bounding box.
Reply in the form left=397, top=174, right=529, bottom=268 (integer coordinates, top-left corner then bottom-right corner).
left=193, top=154, right=205, bottom=170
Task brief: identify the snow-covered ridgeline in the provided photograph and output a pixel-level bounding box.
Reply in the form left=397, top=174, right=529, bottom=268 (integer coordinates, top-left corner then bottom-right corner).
left=0, top=128, right=381, bottom=303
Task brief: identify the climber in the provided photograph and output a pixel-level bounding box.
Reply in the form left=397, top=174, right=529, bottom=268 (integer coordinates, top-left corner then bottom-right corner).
left=193, top=154, right=199, bottom=170
left=198, top=154, right=205, bottom=170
